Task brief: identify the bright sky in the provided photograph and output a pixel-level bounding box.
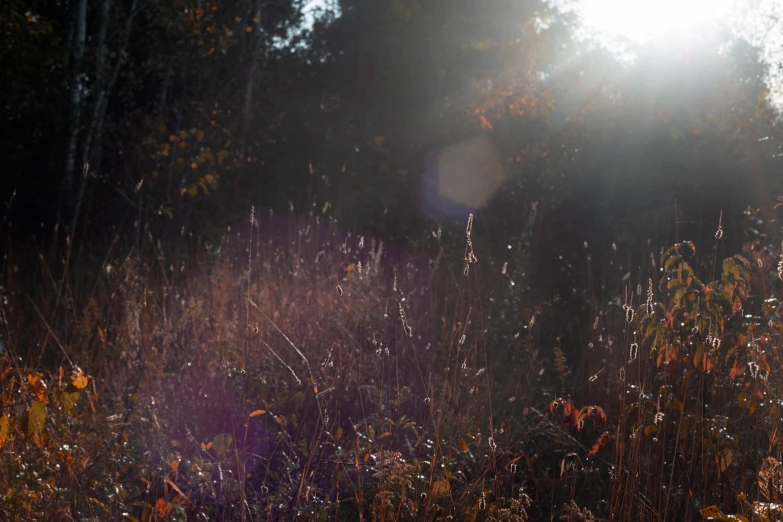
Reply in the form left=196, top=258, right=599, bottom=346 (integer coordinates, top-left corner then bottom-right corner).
left=575, top=0, right=738, bottom=43
left=572, top=0, right=783, bottom=111
left=296, top=0, right=783, bottom=113
left=301, top=0, right=340, bottom=31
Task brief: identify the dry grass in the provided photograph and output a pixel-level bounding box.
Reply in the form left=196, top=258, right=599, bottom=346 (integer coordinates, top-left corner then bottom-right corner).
left=3, top=207, right=783, bottom=521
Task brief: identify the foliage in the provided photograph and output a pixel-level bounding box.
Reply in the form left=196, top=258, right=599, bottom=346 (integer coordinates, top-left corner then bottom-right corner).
left=3, top=182, right=783, bottom=522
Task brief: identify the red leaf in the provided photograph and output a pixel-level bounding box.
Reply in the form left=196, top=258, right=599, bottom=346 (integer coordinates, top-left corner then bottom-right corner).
left=588, top=432, right=612, bottom=458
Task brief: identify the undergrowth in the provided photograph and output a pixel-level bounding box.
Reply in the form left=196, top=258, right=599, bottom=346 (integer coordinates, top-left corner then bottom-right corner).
left=2, top=202, right=783, bottom=521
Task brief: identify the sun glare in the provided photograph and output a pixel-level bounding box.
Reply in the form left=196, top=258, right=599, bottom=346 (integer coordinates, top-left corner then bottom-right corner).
left=576, top=0, right=737, bottom=43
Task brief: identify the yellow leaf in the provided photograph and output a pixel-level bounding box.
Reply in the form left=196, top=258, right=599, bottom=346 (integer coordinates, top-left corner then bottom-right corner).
left=335, top=427, right=343, bottom=441
left=27, top=401, right=46, bottom=437
left=71, top=371, right=89, bottom=390
left=700, top=505, right=747, bottom=521
left=187, top=186, right=198, bottom=197
left=249, top=409, right=266, bottom=417
left=62, top=390, right=79, bottom=413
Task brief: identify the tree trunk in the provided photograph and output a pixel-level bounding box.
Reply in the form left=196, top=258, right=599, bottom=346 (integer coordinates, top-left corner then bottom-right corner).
left=59, top=0, right=87, bottom=225
left=70, top=0, right=141, bottom=238
left=242, top=0, right=265, bottom=133
left=234, top=0, right=265, bottom=207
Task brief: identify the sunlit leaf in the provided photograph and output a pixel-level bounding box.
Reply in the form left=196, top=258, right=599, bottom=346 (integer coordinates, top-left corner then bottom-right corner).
left=27, top=373, right=47, bottom=403
left=249, top=409, right=266, bottom=417
left=700, top=505, right=747, bottom=521
left=27, top=401, right=46, bottom=437
left=0, top=415, right=10, bottom=448
left=588, top=432, right=611, bottom=457
left=71, top=371, right=89, bottom=390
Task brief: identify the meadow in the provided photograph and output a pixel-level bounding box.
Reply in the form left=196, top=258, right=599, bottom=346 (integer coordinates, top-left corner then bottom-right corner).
left=2, top=204, right=783, bottom=522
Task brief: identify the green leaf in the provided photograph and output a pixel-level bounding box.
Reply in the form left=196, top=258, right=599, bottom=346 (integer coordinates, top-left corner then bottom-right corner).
left=212, top=433, right=233, bottom=457
left=62, top=390, right=79, bottom=413
left=27, top=401, right=46, bottom=436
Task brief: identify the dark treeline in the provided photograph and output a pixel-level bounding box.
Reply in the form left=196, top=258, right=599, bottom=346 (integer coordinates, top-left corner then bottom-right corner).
left=3, top=0, right=781, bottom=254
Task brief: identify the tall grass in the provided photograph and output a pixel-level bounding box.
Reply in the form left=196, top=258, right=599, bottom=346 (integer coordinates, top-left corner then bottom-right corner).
left=2, top=203, right=783, bottom=521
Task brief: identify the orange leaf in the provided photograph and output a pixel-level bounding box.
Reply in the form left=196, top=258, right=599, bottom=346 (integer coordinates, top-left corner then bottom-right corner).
left=71, top=371, right=89, bottom=390
left=249, top=409, right=266, bottom=417
left=460, top=438, right=468, bottom=453
left=154, top=498, right=169, bottom=518
left=0, top=415, right=9, bottom=449
left=592, top=405, right=607, bottom=427
left=27, top=373, right=47, bottom=403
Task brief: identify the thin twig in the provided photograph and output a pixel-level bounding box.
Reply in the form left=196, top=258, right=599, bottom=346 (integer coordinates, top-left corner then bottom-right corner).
left=27, top=295, right=76, bottom=369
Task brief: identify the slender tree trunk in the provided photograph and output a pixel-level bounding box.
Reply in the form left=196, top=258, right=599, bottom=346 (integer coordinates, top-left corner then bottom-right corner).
left=234, top=0, right=265, bottom=207
left=70, top=0, right=141, bottom=238
left=58, top=0, right=87, bottom=226
left=242, top=0, right=265, bottom=132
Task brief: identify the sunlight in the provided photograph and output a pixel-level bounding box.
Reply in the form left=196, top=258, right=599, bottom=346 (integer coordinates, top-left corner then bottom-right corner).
left=576, top=0, right=737, bottom=43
